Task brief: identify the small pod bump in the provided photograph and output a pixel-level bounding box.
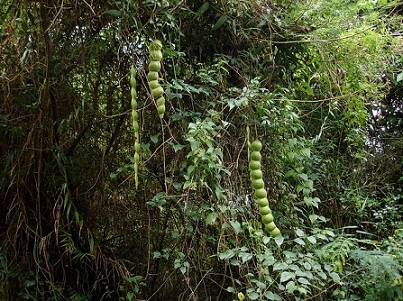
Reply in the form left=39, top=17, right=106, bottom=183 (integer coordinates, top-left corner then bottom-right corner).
left=132, top=121, right=139, bottom=132
left=250, top=151, right=262, bottom=161
left=250, top=140, right=262, bottom=152
left=254, top=188, right=267, bottom=199
left=265, top=222, right=277, bottom=232
left=132, top=111, right=138, bottom=120
left=261, top=214, right=274, bottom=224
left=131, top=99, right=137, bottom=110
left=152, top=86, right=164, bottom=98
left=257, top=198, right=269, bottom=207
left=134, top=142, right=140, bottom=153
left=150, top=50, right=163, bottom=61
left=250, top=169, right=263, bottom=180
left=156, top=96, right=165, bottom=107
left=249, top=160, right=261, bottom=171
left=130, top=66, right=137, bottom=85
left=147, top=72, right=159, bottom=81
left=157, top=105, right=165, bottom=118
left=270, top=228, right=281, bottom=237
left=259, top=206, right=272, bottom=215
left=150, top=39, right=163, bottom=51
left=252, top=179, right=265, bottom=190
left=148, top=80, right=160, bottom=90
left=149, top=61, right=161, bottom=72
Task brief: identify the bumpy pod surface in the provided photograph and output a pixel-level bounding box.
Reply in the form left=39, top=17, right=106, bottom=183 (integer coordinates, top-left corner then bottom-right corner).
left=259, top=206, right=272, bottom=215
left=147, top=72, right=159, bottom=81
left=150, top=50, right=163, bottom=62
left=147, top=39, right=165, bottom=119
left=151, top=86, right=164, bottom=98
left=252, top=179, right=265, bottom=190
left=250, top=169, right=263, bottom=180
left=249, top=139, right=281, bottom=237
left=148, top=61, right=161, bottom=72
left=150, top=39, right=163, bottom=51
left=130, top=66, right=140, bottom=189
left=250, top=140, right=262, bottom=152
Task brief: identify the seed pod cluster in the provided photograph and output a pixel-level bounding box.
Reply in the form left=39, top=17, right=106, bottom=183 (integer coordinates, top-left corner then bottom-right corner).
left=249, top=140, right=281, bottom=237
left=147, top=39, right=165, bottom=119
left=131, top=65, right=140, bottom=189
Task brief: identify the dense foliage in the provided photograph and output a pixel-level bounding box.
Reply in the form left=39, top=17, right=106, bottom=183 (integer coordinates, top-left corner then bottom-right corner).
left=1, top=0, right=402, bottom=300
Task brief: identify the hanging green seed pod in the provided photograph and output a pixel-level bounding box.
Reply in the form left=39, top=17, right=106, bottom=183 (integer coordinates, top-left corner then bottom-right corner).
left=130, top=65, right=140, bottom=189
left=148, top=80, right=160, bottom=90
left=147, top=39, right=165, bottom=119
left=252, top=179, right=265, bottom=190
left=259, top=206, right=272, bottom=215
left=248, top=139, right=281, bottom=238
left=148, top=61, right=161, bottom=72
left=151, top=86, right=164, bottom=98
left=250, top=169, right=263, bottom=180
left=265, top=222, right=277, bottom=232
left=147, top=71, right=159, bottom=81
left=150, top=50, right=163, bottom=61
left=257, top=198, right=269, bottom=207
left=150, top=39, right=163, bottom=51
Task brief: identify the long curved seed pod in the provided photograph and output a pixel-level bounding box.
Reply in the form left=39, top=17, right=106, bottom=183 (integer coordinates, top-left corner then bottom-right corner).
left=147, top=39, right=165, bottom=119
left=130, top=65, right=139, bottom=189
left=249, top=139, right=281, bottom=237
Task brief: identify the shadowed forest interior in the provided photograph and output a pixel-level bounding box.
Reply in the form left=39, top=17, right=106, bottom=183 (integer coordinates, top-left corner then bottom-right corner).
left=1, top=0, right=402, bottom=300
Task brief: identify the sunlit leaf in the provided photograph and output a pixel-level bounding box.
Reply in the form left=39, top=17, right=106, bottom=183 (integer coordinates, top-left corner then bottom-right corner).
left=280, top=271, right=295, bottom=283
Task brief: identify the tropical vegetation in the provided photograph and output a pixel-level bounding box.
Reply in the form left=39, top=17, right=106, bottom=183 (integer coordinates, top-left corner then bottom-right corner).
left=1, top=0, right=402, bottom=300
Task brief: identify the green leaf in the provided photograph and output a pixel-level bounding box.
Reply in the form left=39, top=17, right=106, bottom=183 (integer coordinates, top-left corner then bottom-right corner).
left=127, top=291, right=134, bottom=301
left=104, top=10, right=121, bottom=17
left=297, top=277, right=310, bottom=285
left=285, top=280, right=297, bottom=293
left=205, top=212, right=218, bottom=226
left=275, top=235, right=284, bottom=246
left=307, top=236, right=317, bottom=244
left=264, top=291, right=282, bottom=300
left=219, top=249, right=235, bottom=260
left=226, top=286, right=235, bottom=293
left=240, top=252, right=253, bottom=263
left=280, top=271, right=295, bottom=283
left=273, top=262, right=288, bottom=271
left=303, top=262, right=312, bottom=270
left=150, top=134, right=159, bottom=144
left=195, top=2, right=210, bottom=18
left=230, top=221, right=242, bottom=234
left=246, top=290, right=259, bottom=300
left=330, top=272, right=340, bottom=282
left=254, top=280, right=266, bottom=290
left=297, top=286, right=308, bottom=295
left=172, top=143, right=186, bottom=152
left=397, top=72, right=403, bottom=82
left=301, top=148, right=311, bottom=157
left=212, top=15, right=227, bottom=31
